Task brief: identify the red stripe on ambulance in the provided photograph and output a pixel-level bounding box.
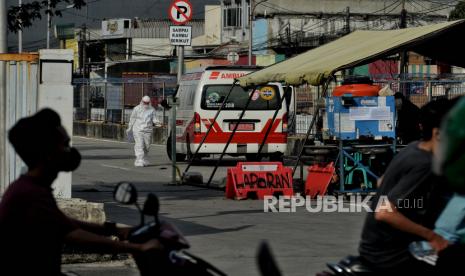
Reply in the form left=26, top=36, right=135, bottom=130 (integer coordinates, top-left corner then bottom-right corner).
left=192, top=119, right=286, bottom=144
left=209, top=72, right=221, bottom=80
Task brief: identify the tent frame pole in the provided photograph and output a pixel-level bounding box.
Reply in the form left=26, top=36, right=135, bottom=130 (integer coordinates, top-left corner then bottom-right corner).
left=292, top=76, right=334, bottom=177
left=256, top=87, right=290, bottom=160
left=183, top=80, right=238, bottom=178
left=206, top=85, right=258, bottom=187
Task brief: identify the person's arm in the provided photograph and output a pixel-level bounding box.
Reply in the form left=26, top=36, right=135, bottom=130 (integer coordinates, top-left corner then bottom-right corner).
left=70, top=219, right=132, bottom=240
left=376, top=175, right=384, bottom=188
left=65, top=228, right=161, bottom=254
left=380, top=163, right=447, bottom=246
left=151, top=110, right=161, bottom=126
left=375, top=200, right=449, bottom=252
left=127, top=107, right=138, bottom=132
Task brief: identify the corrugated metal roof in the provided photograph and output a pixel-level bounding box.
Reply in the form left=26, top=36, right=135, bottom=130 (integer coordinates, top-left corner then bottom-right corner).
left=130, top=19, right=204, bottom=38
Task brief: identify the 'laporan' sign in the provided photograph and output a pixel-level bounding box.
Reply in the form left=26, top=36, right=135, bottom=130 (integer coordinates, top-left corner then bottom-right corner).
left=234, top=172, right=291, bottom=189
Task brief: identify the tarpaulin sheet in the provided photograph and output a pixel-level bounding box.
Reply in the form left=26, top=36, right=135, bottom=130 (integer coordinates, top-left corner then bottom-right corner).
left=238, top=20, right=465, bottom=87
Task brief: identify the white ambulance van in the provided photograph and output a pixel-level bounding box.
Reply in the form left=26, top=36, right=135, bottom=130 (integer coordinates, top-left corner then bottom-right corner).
left=167, top=66, right=288, bottom=161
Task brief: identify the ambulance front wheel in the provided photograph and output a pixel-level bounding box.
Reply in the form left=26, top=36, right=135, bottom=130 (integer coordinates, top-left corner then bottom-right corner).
left=166, top=135, right=186, bottom=162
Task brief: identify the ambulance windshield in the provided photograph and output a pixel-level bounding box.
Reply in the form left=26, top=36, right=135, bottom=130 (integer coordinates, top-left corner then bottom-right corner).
left=201, top=85, right=281, bottom=110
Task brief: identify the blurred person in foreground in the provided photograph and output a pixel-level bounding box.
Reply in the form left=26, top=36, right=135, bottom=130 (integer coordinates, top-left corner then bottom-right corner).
left=358, top=98, right=458, bottom=274
left=409, top=97, right=465, bottom=272
left=0, top=109, right=180, bottom=276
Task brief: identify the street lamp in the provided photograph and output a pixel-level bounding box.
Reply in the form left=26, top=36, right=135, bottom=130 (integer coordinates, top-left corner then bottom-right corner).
left=248, top=0, right=267, bottom=65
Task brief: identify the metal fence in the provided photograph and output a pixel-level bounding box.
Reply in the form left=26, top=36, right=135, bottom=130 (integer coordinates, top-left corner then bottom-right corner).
left=74, top=76, right=465, bottom=137
left=374, top=79, right=465, bottom=107
left=73, top=77, right=177, bottom=125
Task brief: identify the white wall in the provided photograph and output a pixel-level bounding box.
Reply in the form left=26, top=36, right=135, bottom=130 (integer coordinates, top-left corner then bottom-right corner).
left=205, top=5, right=222, bottom=45
left=38, top=49, right=74, bottom=199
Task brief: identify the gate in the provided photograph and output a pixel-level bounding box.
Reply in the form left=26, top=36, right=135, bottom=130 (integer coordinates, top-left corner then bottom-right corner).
left=0, top=53, right=39, bottom=194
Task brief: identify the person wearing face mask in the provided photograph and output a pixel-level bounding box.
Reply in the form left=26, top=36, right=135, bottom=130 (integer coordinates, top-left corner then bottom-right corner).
left=358, top=99, right=458, bottom=274
left=0, top=109, right=167, bottom=276
left=127, top=96, right=162, bottom=167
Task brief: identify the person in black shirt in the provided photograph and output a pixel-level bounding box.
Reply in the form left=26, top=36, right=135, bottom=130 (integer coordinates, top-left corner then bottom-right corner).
left=358, top=99, right=457, bottom=273
left=0, top=109, right=170, bottom=276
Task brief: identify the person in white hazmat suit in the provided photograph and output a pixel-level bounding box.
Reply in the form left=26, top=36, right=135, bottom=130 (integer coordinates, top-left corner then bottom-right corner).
left=127, top=96, right=162, bottom=167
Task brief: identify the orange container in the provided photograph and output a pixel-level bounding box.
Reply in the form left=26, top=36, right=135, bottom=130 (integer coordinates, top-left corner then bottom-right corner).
left=333, top=84, right=381, bottom=97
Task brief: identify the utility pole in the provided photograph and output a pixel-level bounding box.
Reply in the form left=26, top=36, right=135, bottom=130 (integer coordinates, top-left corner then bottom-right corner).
left=18, top=0, right=22, bottom=52
left=46, top=0, right=51, bottom=48
left=400, top=0, right=407, bottom=28
left=1, top=0, right=7, bottom=192
left=248, top=0, right=254, bottom=65
left=400, top=0, right=408, bottom=95
left=82, top=24, right=87, bottom=78
left=345, top=6, right=351, bottom=34
left=241, top=0, right=247, bottom=42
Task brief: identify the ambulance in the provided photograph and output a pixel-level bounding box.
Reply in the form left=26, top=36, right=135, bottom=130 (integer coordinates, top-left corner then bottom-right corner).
left=167, top=66, right=288, bottom=161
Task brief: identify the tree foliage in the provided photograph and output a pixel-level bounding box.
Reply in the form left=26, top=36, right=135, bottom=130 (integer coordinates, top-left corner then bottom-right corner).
left=449, top=1, right=465, bottom=20
left=8, top=0, right=86, bottom=32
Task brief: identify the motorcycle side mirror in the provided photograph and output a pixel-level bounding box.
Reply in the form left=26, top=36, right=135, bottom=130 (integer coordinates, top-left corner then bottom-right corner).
left=114, top=182, right=138, bottom=205
left=142, top=193, right=160, bottom=217
left=257, top=242, right=282, bottom=276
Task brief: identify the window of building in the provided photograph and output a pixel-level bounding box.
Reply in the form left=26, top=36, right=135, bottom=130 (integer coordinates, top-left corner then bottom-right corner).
left=223, top=1, right=242, bottom=28
left=223, top=6, right=242, bottom=28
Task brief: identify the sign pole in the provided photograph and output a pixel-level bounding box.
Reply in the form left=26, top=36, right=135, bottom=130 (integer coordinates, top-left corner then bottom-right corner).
left=171, top=45, right=184, bottom=185
left=168, top=0, right=192, bottom=185
left=177, top=46, right=184, bottom=81
left=171, top=96, right=177, bottom=185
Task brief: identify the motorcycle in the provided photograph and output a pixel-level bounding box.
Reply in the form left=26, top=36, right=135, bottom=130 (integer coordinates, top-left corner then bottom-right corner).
left=113, top=182, right=311, bottom=276
left=113, top=182, right=227, bottom=276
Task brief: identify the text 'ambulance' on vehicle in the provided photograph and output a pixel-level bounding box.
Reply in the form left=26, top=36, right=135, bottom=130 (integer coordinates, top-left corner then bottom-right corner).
left=167, top=66, right=288, bottom=162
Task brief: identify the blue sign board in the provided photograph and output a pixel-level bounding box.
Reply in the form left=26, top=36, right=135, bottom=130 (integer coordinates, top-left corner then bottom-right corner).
left=326, top=96, right=396, bottom=140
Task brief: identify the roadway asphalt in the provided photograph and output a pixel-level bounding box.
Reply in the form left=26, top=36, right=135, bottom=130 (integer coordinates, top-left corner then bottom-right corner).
left=64, top=136, right=366, bottom=276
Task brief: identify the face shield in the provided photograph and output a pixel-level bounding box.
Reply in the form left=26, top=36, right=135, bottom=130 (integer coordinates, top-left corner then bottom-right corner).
left=142, top=96, right=151, bottom=109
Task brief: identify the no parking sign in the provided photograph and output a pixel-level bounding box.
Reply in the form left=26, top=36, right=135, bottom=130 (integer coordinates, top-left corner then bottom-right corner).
left=169, top=0, right=193, bottom=25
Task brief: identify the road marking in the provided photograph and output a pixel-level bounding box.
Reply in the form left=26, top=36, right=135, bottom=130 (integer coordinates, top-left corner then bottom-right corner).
left=101, top=164, right=132, bottom=171
left=74, top=136, right=165, bottom=147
